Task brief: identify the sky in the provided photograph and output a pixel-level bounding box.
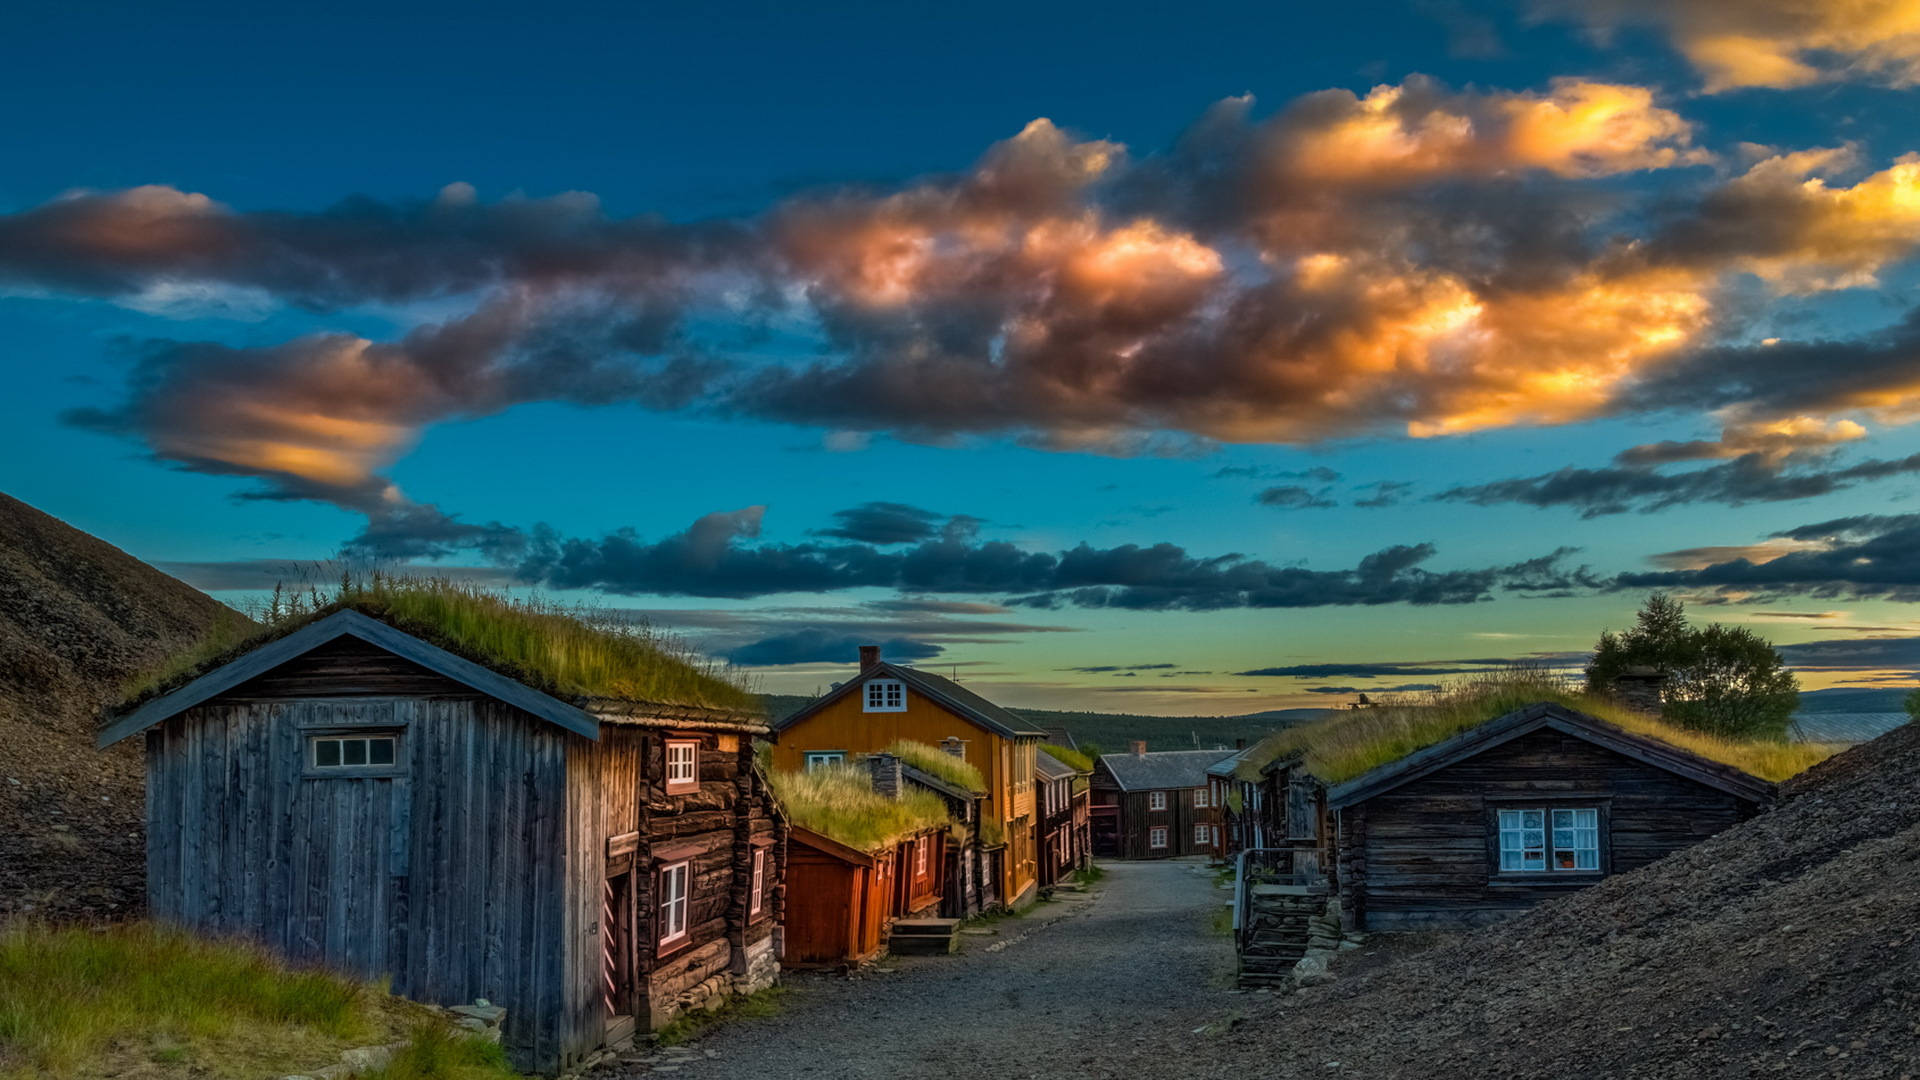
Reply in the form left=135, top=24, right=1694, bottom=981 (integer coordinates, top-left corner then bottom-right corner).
left=5, top=0, right=1920, bottom=713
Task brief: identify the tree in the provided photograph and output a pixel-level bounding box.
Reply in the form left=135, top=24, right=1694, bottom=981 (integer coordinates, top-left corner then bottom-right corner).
left=1905, top=689, right=1920, bottom=723
left=1588, top=594, right=1800, bottom=740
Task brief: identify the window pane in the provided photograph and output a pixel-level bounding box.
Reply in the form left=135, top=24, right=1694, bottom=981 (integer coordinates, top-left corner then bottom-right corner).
left=1575, top=809, right=1598, bottom=828
left=369, top=738, right=395, bottom=766
left=1554, top=828, right=1576, bottom=849
left=1577, top=848, right=1599, bottom=870
left=1521, top=810, right=1543, bottom=829
left=315, top=739, right=341, bottom=767
left=1498, top=810, right=1522, bottom=829
left=1523, top=829, right=1544, bottom=848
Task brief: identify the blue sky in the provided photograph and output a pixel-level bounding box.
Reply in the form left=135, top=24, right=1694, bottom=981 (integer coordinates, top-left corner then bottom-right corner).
left=6, top=0, right=1920, bottom=712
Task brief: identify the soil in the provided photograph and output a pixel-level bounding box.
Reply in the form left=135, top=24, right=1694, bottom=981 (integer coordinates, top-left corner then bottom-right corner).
left=0, top=493, right=243, bottom=920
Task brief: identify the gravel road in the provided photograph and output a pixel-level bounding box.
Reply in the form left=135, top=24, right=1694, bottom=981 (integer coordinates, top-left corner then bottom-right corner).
left=603, top=860, right=1240, bottom=1079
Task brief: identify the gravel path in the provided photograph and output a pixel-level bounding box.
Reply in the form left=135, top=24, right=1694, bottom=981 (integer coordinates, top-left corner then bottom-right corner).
left=604, top=860, right=1239, bottom=1079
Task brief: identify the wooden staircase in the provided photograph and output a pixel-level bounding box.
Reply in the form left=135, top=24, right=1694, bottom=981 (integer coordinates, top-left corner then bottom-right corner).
left=1237, top=883, right=1322, bottom=986
left=888, top=918, right=961, bottom=955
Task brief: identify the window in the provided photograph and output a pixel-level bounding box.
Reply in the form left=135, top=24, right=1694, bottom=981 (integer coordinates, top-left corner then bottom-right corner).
left=659, top=861, right=690, bottom=945
left=310, top=733, right=397, bottom=770
left=915, top=839, right=928, bottom=877
left=665, top=740, right=699, bottom=794
left=1149, top=826, right=1168, bottom=849
left=749, top=849, right=766, bottom=918
left=1194, top=824, right=1209, bottom=844
left=863, top=678, right=906, bottom=712
left=1149, top=791, right=1167, bottom=811
left=1193, top=787, right=1208, bottom=809
left=804, top=751, right=846, bottom=771
left=1498, top=807, right=1601, bottom=873
left=1212, top=826, right=1221, bottom=848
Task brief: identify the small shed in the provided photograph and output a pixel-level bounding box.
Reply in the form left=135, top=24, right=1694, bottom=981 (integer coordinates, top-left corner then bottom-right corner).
left=781, top=825, right=947, bottom=967
left=99, top=598, right=784, bottom=1074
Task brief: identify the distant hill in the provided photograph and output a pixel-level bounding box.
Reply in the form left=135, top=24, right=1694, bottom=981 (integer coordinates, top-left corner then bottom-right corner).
left=757, top=691, right=1328, bottom=754
left=0, top=493, right=247, bottom=918
left=1795, top=687, right=1913, bottom=715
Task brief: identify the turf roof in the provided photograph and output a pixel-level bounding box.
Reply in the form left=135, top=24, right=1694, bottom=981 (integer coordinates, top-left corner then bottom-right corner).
left=114, top=577, right=759, bottom=717
left=770, top=764, right=953, bottom=854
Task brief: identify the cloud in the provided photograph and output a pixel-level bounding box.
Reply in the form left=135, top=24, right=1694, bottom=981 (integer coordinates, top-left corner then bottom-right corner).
left=1352, top=480, right=1414, bottom=508
left=1237, top=661, right=1511, bottom=678
left=1304, top=682, right=1443, bottom=694
left=811, top=501, right=951, bottom=544
left=1775, top=635, right=1920, bottom=671
left=1620, top=513, right=1920, bottom=601
left=1060, top=663, right=1180, bottom=673
left=1213, top=465, right=1341, bottom=482
left=1256, top=485, right=1338, bottom=510
left=1537, top=0, right=1920, bottom=92
left=724, top=630, right=942, bottom=667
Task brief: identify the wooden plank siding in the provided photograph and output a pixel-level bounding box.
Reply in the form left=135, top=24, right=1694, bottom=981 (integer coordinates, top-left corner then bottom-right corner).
left=1090, top=784, right=1213, bottom=859
left=1338, top=727, right=1759, bottom=930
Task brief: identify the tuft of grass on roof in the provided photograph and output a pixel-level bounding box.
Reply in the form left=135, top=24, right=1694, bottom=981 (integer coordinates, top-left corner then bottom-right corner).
left=883, top=739, right=987, bottom=793
left=769, top=765, right=952, bottom=854
left=1239, top=668, right=1838, bottom=786
left=117, top=575, right=758, bottom=716
left=1040, top=744, right=1093, bottom=773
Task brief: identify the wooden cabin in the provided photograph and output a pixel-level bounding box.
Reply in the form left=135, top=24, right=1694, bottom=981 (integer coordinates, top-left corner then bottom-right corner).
left=1033, top=749, right=1088, bottom=888
left=99, top=606, right=784, bottom=1074
left=1090, top=744, right=1238, bottom=859
left=883, top=752, right=992, bottom=917
left=781, top=824, right=946, bottom=967
left=1238, top=701, right=1775, bottom=932
left=771, top=645, right=1045, bottom=908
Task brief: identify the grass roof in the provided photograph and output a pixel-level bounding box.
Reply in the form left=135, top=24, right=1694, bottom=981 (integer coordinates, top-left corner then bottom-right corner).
left=1238, top=670, right=1837, bottom=786
left=117, top=576, right=758, bottom=716
left=769, top=765, right=952, bottom=854
left=884, top=739, right=987, bottom=793
left=1040, top=743, right=1093, bottom=773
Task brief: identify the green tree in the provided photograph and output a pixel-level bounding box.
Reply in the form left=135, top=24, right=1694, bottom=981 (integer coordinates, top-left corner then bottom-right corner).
left=1904, top=689, right=1920, bottom=723
left=1588, top=594, right=1800, bottom=740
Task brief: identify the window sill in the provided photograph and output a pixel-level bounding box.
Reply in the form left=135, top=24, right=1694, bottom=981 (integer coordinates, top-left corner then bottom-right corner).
left=1487, top=874, right=1605, bottom=888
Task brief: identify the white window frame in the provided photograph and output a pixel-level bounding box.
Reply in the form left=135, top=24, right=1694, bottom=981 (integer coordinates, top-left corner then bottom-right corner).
left=1497, top=806, right=1602, bottom=874
left=749, top=848, right=766, bottom=918
left=1149, top=790, right=1167, bottom=811
left=308, top=732, right=401, bottom=774
left=804, top=751, right=846, bottom=771
left=915, top=838, right=928, bottom=877
left=659, top=861, right=690, bottom=946
left=1194, top=823, right=1210, bottom=845
left=863, top=678, right=907, bottom=713
left=1149, top=826, right=1168, bottom=849
left=664, top=739, right=699, bottom=795
left=1193, top=787, right=1208, bottom=809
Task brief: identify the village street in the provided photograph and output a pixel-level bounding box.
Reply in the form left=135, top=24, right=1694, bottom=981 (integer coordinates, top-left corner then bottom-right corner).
left=603, top=860, right=1240, bottom=1079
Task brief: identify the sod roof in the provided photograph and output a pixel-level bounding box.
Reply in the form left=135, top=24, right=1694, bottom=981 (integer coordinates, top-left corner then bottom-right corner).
left=769, top=764, right=952, bottom=855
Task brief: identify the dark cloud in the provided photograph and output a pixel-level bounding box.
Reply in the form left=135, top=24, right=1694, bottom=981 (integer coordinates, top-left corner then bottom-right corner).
left=1620, top=513, right=1920, bottom=601
left=1775, top=636, right=1920, bottom=671
left=811, top=501, right=950, bottom=544
left=1060, top=663, right=1179, bottom=673
left=725, top=630, right=941, bottom=667
left=1435, top=452, right=1920, bottom=518
left=157, top=557, right=515, bottom=592
left=1303, top=682, right=1443, bottom=694
left=1256, top=485, right=1338, bottom=510
left=1214, top=465, right=1341, bottom=482
left=1352, top=481, right=1414, bottom=508
left=1238, top=661, right=1508, bottom=678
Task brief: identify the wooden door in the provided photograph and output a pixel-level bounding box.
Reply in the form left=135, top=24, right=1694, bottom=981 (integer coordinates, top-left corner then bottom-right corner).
left=286, top=703, right=407, bottom=979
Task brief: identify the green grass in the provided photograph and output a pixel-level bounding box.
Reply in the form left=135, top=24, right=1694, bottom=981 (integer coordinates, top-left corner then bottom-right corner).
left=361, top=1025, right=521, bottom=1080
left=0, top=921, right=374, bottom=1079
left=120, top=575, right=757, bottom=715
left=1238, top=669, right=1838, bottom=786
left=769, top=765, right=953, bottom=853
left=883, top=739, right=987, bottom=793
left=653, top=986, right=787, bottom=1048
left=1039, top=744, right=1092, bottom=772
left=1071, top=864, right=1106, bottom=886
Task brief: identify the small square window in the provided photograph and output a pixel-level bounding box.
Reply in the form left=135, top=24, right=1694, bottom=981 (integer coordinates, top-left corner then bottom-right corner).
left=660, top=861, right=690, bottom=945
left=1149, top=791, right=1167, bottom=811
left=1149, top=826, right=1168, bottom=849
left=863, top=679, right=906, bottom=713
left=665, top=740, right=699, bottom=794
left=1499, top=806, right=1601, bottom=874
left=1193, top=787, right=1208, bottom=809
left=1194, top=824, right=1209, bottom=844
left=804, top=751, right=846, bottom=771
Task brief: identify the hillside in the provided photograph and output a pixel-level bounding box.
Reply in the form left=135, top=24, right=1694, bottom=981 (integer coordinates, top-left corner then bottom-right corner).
left=0, top=494, right=245, bottom=919
left=1195, top=723, right=1920, bottom=1079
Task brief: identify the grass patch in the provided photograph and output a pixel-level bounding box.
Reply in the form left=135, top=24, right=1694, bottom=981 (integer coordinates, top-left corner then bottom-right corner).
left=1204, top=904, right=1234, bottom=937
left=0, top=921, right=431, bottom=1080
left=653, top=986, right=787, bottom=1048
left=1039, top=744, right=1092, bottom=773
left=883, top=739, right=986, bottom=793
left=1239, top=669, right=1838, bottom=786
left=769, top=765, right=952, bottom=853
left=118, top=575, right=756, bottom=715
left=1071, top=864, right=1105, bottom=886
left=360, top=1024, right=521, bottom=1080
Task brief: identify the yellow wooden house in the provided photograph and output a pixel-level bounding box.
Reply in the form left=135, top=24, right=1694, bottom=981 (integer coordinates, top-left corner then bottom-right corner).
left=770, top=646, right=1045, bottom=908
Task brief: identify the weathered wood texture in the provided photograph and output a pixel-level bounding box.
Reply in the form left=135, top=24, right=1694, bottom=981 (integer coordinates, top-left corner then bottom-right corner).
left=1342, top=727, right=1758, bottom=930
left=1089, top=770, right=1211, bottom=859
left=147, top=695, right=572, bottom=1068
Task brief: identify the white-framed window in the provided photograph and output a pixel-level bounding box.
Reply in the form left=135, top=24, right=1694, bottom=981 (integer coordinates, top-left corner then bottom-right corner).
left=1212, top=825, right=1221, bottom=848
left=1149, top=826, right=1168, bottom=849
left=1498, top=807, right=1601, bottom=873
left=915, top=838, right=928, bottom=877
left=1194, top=824, right=1209, bottom=844
left=665, top=739, right=699, bottom=794
left=1193, top=787, right=1208, bottom=809
left=1149, top=791, right=1167, bottom=811
left=310, top=732, right=398, bottom=770
left=659, top=861, right=690, bottom=945
left=804, top=751, right=846, bottom=771
left=863, top=678, right=906, bottom=712
left=749, top=849, right=766, bottom=918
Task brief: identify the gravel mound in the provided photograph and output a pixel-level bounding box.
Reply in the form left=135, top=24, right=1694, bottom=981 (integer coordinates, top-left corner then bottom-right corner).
left=1200, top=723, right=1920, bottom=1079
left=0, top=493, right=243, bottom=919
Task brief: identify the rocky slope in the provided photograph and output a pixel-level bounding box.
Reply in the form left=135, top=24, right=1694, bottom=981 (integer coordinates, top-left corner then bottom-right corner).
left=1199, top=722, right=1920, bottom=1078
left=0, top=493, right=244, bottom=918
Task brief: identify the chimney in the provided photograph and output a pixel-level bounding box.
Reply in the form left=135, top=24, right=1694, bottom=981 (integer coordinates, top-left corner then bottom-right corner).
left=1130, top=740, right=1147, bottom=758
left=859, top=644, right=881, bottom=671
left=1235, top=738, right=1247, bottom=750
left=1611, top=666, right=1666, bottom=713
left=867, top=752, right=903, bottom=800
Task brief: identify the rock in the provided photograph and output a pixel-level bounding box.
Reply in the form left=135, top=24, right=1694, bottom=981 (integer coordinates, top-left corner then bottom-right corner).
left=451, top=1003, right=508, bottom=1026
left=339, top=1045, right=392, bottom=1073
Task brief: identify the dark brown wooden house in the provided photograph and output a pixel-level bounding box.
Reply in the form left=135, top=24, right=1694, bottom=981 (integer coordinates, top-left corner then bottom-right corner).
left=1090, top=744, right=1238, bottom=859
left=99, top=606, right=784, bottom=1074
left=1241, top=702, right=1775, bottom=932
left=1033, top=749, right=1088, bottom=887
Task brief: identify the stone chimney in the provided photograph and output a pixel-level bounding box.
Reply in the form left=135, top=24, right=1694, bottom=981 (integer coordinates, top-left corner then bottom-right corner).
left=867, top=752, right=903, bottom=800
left=1611, top=666, right=1666, bottom=713
left=1235, top=738, right=1247, bottom=750
left=859, top=644, right=881, bottom=671
left=1130, top=740, right=1147, bottom=758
